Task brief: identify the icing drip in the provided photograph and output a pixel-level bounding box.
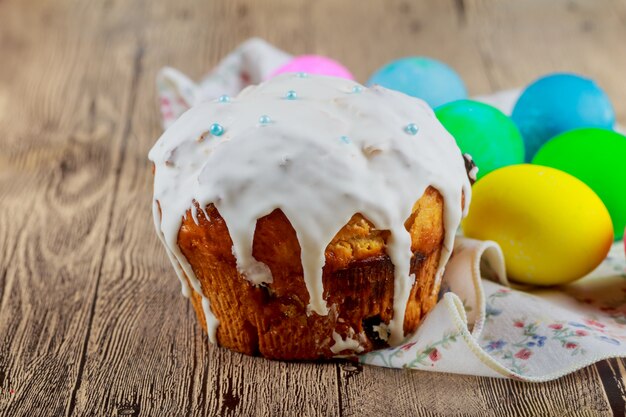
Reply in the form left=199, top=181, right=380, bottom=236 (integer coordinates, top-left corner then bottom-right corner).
left=330, top=328, right=365, bottom=354
left=149, top=74, right=471, bottom=347
left=152, top=201, right=221, bottom=342
left=201, top=296, right=219, bottom=344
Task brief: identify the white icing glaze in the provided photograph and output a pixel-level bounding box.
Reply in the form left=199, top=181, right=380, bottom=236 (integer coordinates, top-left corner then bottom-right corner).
left=469, top=166, right=479, bottom=181
left=149, top=74, right=471, bottom=347
left=463, top=153, right=479, bottom=182
left=152, top=200, right=220, bottom=340
left=330, top=328, right=365, bottom=354
left=201, top=296, right=219, bottom=344
left=373, top=323, right=390, bottom=342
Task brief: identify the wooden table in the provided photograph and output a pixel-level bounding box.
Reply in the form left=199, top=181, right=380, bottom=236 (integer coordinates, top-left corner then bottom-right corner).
left=1, top=0, right=626, bottom=415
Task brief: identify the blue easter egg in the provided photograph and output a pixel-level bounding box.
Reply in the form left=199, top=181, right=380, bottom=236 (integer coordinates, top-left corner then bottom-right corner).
left=367, top=57, right=467, bottom=108
left=511, top=73, right=615, bottom=161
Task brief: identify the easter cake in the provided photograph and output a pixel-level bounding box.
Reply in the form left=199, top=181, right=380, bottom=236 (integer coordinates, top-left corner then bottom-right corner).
left=149, top=74, right=472, bottom=359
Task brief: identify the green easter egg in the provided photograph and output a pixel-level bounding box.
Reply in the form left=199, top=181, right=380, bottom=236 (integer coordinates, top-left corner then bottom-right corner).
left=533, top=127, right=626, bottom=240
left=435, top=100, right=525, bottom=180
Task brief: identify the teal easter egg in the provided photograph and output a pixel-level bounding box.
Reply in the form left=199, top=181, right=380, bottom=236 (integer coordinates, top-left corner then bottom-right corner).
left=367, top=57, right=467, bottom=108
left=512, top=73, right=615, bottom=161
left=435, top=100, right=525, bottom=180
left=533, top=127, right=626, bottom=240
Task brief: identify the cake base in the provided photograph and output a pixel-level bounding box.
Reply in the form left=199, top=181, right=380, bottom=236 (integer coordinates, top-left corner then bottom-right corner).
left=176, top=189, right=445, bottom=360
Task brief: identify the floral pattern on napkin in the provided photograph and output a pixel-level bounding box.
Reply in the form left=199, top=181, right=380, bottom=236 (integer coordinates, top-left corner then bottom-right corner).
left=361, top=240, right=626, bottom=381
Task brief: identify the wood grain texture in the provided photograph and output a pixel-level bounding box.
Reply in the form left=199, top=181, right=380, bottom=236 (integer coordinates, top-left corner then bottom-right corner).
left=596, top=358, right=626, bottom=416
left=339, top=363, right=611, bottom=417
left=0, top=0, right=140, bottom=415
left=0, top=0, right=625, bottom=416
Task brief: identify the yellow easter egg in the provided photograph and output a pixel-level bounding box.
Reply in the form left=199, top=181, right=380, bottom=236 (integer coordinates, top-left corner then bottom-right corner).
left=462, top=164, right=613, bottom=285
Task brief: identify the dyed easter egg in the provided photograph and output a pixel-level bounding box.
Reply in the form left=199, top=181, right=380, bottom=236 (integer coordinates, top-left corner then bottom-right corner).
left=463, top=164, right=613, bottom=286
left=511, top=73, right=615, bottom=161
left=269, top=55, right=354, bottom=80
left=532, top=128, right=626, bottom=240
left=435, top=100, right=524, bottom=180
left=367, top=57, right=467, bottom=108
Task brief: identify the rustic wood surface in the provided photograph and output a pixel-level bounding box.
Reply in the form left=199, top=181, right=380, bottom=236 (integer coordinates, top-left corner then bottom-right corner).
left=1, top=0, right=626, bottom=415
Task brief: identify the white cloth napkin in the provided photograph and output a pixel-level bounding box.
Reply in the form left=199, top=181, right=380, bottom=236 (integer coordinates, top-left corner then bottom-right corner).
left=156, top=38, right=626, bottom=381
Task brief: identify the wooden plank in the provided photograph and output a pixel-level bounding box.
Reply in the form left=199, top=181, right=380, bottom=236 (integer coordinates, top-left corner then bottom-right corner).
left=339, top=364, right=611, bottom=416
left=69, top=1, right=341, bottom=415
left=1, top=0, right=626, bottom=415
left=0, top=0, right=140, bottom=415
left=596, top=359, right=626, bottom=416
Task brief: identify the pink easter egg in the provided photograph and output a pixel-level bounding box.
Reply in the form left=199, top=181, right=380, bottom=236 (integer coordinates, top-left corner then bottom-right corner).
left=269, top=55, right=354, bottom=80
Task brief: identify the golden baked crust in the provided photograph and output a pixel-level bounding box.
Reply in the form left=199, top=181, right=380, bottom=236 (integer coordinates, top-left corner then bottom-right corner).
left=176, top=186, right=445, bottom=359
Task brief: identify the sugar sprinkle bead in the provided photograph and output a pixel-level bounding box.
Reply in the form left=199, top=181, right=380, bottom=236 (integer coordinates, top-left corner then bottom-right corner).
left=285, top=90, right=298, bottom=100
left=351, top=85, right=363, bottom=93
left=259, top=115, right=272, bottom=125
left=217, top=95, right=231, bottom=103
left=209, top=123, right=225, bottom=136
left=340, top=135, right=350, bottom=144
left=404, top=123, right=419, bottom=135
